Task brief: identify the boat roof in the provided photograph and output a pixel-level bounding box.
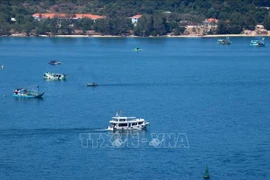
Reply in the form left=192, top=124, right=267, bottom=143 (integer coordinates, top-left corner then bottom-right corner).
left=110, top=118, right=145, bottom=123
left=112, top=116, right=136, bottom=119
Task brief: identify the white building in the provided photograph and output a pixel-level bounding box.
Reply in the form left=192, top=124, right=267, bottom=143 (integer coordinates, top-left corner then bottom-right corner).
left=129, top=14, right=142, bottom=26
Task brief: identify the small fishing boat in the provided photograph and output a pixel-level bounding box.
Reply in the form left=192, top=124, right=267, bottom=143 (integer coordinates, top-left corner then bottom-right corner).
left=203, top=165, right=210, bottom=179
left=217, top=37, right=231, bottom=45
left=133, top=47, right=142, bottom=52
left=43, top=72, right=66, bottom=80
left=13, top=86, right=44, bottom=98
left=87, top=83, right=98, bottom=87
left=48, top=60, right=61, bottom=65
left=107, top=112, right=149, bottom=131
left=250, top=38, right=266, bottom=47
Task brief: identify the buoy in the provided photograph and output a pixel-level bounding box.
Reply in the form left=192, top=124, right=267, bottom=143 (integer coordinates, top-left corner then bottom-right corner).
left=1, top=65, right=4, bottom=69
left=204, top=165, right=210, bottom=179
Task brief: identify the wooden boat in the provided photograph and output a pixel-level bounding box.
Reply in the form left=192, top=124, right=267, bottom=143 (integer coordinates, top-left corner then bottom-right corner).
left=133, top=47, right=142, bottom=52
left=250, top=38, right=266, bottom=47
left=48, top=60, right=61, bottom=65
left=87, top=83, right=98, bottom=87
left=217, top=37, right=231, bottom=45
left=13, top=86, right=44, bottom=98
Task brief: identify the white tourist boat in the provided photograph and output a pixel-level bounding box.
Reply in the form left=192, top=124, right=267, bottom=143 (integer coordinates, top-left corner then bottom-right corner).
left=43, top=72, right=66, bottom=80
left=107, top=112, right=149, bottom=131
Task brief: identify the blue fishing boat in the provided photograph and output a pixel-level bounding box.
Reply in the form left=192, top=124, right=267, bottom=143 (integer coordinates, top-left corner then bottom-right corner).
left=250, top=38, right=266, bottom=47
left=13, top=85, right=44, bottom=98
left=133, top=47, right=142, bottom=52
left=217, top=37, right=231, bottom=45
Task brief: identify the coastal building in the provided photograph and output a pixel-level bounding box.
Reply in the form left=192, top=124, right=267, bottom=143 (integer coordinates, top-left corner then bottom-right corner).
left=129, top=14, right=142, bottom=26
left=10, top=18, right=16, bottom=22
left=204, top=18, right=219, bottom=24
left=32, top=13, right=105, bottom=22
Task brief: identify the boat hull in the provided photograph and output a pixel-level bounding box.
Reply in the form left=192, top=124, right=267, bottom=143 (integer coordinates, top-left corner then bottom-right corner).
left=13, top=92, right=45, bottom=98
left=108, top=123, right=149, bottom=131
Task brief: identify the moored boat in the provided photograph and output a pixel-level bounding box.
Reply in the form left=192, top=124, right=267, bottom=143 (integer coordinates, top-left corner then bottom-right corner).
left=48, top=60, right=61, bottom=65
left=250, top=38, right=266, bottom=47
left=87, top=83, right=98, bottom=87
left=107, top=112, right=149, bottom=131
left=43, top=72, right=66, bottom=80
left=13, top=86, right=44, bottom=98
left=133, top=47, right=142, bottom=52
left=217, top=37, right=231, bottom=45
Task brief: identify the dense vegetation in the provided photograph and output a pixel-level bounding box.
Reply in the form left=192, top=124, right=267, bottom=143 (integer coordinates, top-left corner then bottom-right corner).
left=0, top=0, right=270, bottom=36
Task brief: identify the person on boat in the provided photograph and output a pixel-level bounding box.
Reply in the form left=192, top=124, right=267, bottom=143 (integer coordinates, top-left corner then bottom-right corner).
left=134, top=47, right=140, bottom=51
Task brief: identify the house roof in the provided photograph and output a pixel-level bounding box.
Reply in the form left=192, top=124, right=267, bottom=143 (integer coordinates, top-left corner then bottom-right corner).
left=32, top=13, right=105, bottom=19
left=206, top=18, right=219, bottom=23
left=75, top=14, right=105, bottom=19
left=129, top=14, right=142, bottom=19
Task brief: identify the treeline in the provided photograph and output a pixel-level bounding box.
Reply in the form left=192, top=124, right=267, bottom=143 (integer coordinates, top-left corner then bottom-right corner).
left=0, top=0, right=270, bottom=36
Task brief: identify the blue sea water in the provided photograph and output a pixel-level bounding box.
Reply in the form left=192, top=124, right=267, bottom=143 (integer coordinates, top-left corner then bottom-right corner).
left=0, top=37, right=270, bottom=180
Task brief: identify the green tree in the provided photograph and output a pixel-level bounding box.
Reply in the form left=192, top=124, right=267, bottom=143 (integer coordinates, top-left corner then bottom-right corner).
left=263, top=16, right=270, bottom=30
left=152, top=14, right=168, bottom=36
left=134, top=15, right=153, bottom=36
left=217, top=20, right=230, bottom=34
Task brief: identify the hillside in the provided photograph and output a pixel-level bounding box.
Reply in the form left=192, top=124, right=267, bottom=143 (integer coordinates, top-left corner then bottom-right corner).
left=0, top=0, right=270, bottom=36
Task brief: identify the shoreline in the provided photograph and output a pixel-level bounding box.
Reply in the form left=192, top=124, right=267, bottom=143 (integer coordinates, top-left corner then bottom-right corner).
left=7, top=33, right=270, bottom=38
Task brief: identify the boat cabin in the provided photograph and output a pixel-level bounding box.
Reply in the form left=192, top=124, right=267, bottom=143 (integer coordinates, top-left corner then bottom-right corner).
left=108, top=113, right=149, bottom=130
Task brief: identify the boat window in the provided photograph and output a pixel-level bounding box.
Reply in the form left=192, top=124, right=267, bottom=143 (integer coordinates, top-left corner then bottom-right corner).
left=120, top=119, right=126, bottom=121
left=118, top=123, right=127, bottom=127
left=138, top=122, right=143, bottom=125
left=132, top=123, right=137, bottom=126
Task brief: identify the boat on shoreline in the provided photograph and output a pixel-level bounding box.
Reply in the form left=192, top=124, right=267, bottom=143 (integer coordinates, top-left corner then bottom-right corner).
left=13, top=86, right=44, bottom=98
left=48, top=60, right=61, bottom=65
left=250, top=38, right=266, bottom=47
left=43, top=72, right=66, bottom=80
left=107, top=112, right=149, bottom=131
left=217, top=37, right=231, bottom=45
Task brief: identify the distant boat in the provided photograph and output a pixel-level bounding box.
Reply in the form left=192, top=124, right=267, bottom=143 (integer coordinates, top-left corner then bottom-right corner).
left=133, top=47, right=142, bottom=52
left=48, top=60, right=61, bottom=65
left=87, top=83, right=98, bottom=87
left=13, top=86, right=44, bottom=98
left=250, top=38, right=266, bottom=47
left=43, top=72, right=66, bottom=80
left=203, top=165, right=210, bottom=179
left=217, top=37, right=231, bottom=45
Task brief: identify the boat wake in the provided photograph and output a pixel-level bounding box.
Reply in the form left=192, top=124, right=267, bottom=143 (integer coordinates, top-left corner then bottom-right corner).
left=97, top=82, right=183, bottom=87
left=0, top=128, right=109, bottom=136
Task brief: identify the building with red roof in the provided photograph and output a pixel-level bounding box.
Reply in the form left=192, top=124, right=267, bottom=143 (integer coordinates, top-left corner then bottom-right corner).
left=32, top=13, right=105, bottom=21
left=129, top=14, right=142, bottom=26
